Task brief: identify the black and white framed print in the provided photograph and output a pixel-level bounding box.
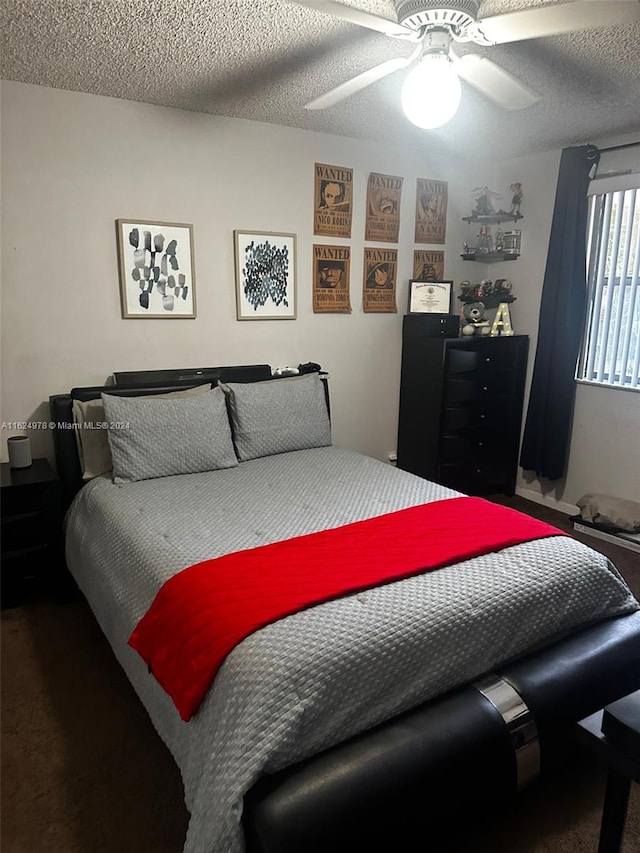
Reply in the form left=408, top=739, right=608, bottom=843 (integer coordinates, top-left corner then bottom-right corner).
left=234, top=230, right=297, bottom=320
left=116, top=219, right=196, bottom=318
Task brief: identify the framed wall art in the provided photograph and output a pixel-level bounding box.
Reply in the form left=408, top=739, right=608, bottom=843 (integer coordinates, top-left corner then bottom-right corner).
left=312, top=244, right=351, bottom=313
left=116, top=219, right=196, bottom=318
left=408, top=279, right=452, bottom=314
left=414, top=178, right=448, bottom=244
left=314, top=163, right=353, bottom=238
left=234, top=230, right=297, bottom=320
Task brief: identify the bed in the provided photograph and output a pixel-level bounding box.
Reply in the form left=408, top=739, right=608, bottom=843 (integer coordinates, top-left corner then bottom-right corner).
left=49, top=364, right=640, bottom=853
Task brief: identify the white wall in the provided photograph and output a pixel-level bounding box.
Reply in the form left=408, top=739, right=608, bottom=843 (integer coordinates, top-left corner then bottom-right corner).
left=2, top=80, right=637, bottom=508
left=0, top=80, right=474, bottom=466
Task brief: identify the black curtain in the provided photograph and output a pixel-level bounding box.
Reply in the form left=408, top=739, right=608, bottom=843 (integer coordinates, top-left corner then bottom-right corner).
left=519, top=144, right=599, bottom=480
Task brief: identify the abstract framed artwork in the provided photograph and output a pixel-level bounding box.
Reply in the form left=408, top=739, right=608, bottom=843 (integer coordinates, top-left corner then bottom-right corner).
left=116, top=219, right=196, bottom=318
left=234, top=230, right=297, bottom=320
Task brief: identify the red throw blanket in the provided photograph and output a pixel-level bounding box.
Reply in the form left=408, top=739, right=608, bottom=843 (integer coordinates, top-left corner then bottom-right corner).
left=129, top=497, right=563, bottom=721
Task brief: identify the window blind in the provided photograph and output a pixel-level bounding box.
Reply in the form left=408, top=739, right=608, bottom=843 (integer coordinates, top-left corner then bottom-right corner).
left=579, top=187, right=640, bottom=390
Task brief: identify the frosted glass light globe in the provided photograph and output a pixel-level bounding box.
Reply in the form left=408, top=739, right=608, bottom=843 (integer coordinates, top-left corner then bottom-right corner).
left=401, top=54, right=462, bottom=129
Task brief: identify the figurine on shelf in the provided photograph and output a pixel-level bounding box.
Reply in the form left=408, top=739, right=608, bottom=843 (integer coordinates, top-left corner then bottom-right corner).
left=495, top=278, right=513, bottom=298
left=476, top=225, right=493, bottom=254
left=502, top=230, right=522, bottom=255
left=471, top=186, right=502, bottom=216
left=458, top=278, right=516, bottom=309
left=510, top=183, right=523, bottom=216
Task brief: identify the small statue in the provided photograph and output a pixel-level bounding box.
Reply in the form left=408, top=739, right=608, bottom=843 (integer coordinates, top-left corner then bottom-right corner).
left=510, top=183, right=523, bottom=216
left=476, top=225, right=493, bottom=254
left=471, top=186, right=502, bottom=216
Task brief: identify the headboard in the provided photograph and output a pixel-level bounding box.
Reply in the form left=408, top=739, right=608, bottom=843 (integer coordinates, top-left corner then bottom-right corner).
left=49, top=363, right=329, bottom=509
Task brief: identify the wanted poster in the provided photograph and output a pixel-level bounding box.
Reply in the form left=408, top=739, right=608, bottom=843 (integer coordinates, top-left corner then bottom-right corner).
left=363, top=247, right=397, bottom=313
left=412, top=249, right=445, bottom=281
left=314, top=163, right=353, bottom=239
left=365, top=172, right=403, bottom=243
left=313, top=244, right=351, bottom=313
left=414, top=178, right=448, bottom=244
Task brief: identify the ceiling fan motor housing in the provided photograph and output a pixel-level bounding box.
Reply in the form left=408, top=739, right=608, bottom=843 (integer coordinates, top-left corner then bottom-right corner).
left=394, top=0, right=480, bottom=32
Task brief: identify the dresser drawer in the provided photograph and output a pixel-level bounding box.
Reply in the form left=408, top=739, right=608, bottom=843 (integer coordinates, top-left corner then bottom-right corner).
left=443, top=377, right=513, bottom=405
left=1, top=510, right=50, bottom=553
left=1, top=543, right=50, bottom=579
left=0, top=546, right=53, bottom=607
left=438, top=460, right=511, bottom=495
left=439, top=431, right=503, bottom=462
left=441, top=405, right=504, bottom=431
left=2, top=481, right=57, bottom=516
left=446, top=347, right=517, bottom=379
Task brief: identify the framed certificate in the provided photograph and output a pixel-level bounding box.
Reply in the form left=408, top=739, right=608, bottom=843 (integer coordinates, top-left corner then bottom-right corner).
left=408, top=279, right=452, bottom=314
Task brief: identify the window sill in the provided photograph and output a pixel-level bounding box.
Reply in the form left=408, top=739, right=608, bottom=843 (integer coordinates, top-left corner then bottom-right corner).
left=575, top=379, right=640, bottom=395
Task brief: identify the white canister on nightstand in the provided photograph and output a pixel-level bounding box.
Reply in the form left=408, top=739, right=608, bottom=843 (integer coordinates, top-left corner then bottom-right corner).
left=7, top=435, right=32, bottom=469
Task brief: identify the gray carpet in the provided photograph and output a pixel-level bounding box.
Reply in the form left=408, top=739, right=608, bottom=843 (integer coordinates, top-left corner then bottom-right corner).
left=1, top=495, right=638, bottom=853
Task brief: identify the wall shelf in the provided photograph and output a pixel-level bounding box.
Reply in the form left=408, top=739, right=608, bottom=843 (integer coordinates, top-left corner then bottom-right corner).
left=461, top=252, right=519, bottom=263
left=462, top=214, right=523, bottom=225
left=458, top=294, right=516, bottom=309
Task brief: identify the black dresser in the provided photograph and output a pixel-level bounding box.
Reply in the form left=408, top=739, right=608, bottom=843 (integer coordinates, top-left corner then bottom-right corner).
left=397, top=315, right=529, bottom=496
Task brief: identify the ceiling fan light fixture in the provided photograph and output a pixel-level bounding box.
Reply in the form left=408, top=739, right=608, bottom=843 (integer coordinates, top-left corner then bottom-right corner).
left=401, top=52, right=462, bottom=129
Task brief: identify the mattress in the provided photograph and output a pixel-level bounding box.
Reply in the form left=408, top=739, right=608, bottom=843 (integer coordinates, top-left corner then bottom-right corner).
left=64, top=446, right=639, bottom=853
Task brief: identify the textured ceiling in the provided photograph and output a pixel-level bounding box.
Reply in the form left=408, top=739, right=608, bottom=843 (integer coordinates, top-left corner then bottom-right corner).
left=1, top=0, right=639, bottom=159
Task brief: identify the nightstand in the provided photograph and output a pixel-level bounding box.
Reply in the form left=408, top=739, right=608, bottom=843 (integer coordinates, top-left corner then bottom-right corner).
left=576, top=691, right=640, bottom=853
left=1, top=457, right=64, bottom=607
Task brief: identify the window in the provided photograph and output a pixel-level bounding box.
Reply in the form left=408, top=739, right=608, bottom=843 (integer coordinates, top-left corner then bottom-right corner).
left=578, top=184, right=640, bottom=390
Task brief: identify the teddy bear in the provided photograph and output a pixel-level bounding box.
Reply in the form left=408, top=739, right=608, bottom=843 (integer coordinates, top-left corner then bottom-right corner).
left=461, top=301, right=491, bottom=336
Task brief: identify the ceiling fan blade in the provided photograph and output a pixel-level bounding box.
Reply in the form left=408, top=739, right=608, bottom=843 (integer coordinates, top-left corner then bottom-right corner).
left=474, top=0, right=640, bottom=46
left=452, top=54, right=542, bottom=110
left=288, top=0, right=417, bottom=39
left=304, top=46, right=422, bottom=110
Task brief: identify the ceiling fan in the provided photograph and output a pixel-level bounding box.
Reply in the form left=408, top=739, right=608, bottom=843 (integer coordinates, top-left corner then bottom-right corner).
left=290, top=1, right=640, bottom=128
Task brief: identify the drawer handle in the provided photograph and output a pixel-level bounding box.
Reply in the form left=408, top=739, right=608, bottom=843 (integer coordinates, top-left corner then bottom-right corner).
left=478, top=441, right=484, bottom=447
left=480, top=414, right=486, bottom=419
left=483, top=386, right=488, bottom=391
left=485, top=357, right=491, bottom=362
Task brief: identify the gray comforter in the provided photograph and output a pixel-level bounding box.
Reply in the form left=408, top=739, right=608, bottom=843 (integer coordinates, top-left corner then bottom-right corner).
left=64, top=446, right=639, bottom=853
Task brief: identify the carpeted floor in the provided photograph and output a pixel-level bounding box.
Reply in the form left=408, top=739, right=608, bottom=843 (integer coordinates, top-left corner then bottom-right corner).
left=1, top=495, right=639, bottom=853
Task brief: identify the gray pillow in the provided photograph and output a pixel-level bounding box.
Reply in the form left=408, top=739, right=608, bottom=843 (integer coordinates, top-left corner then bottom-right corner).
left=72, top=384, right=212, bottom=480
left=101, top=387, right=238, bottom=483
left=221, top=373, right=331, bottom=461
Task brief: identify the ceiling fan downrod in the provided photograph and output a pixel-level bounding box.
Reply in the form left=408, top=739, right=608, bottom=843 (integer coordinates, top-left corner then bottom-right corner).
left=418, top=27, right=454, bottom=57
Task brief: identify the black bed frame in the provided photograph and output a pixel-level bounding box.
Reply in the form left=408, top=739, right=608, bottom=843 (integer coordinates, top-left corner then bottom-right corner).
left=49, top=365, right=640, bottom=853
